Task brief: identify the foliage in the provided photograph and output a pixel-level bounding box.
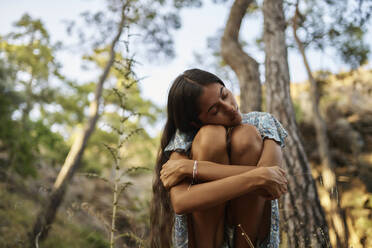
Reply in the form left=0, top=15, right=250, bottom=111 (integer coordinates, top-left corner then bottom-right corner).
left=74, top=47, right=161, bottom=173
left=0, top=58, right=65, bottom=177
left=0, top=15, right=69, bottom=177
left=286, top=0, right=372, bottom=68
left=0, top=9, right=162, bottom=177
left=80, top=59, right=150, bottom=247
left=0, top=13, right=62, bottom=113
left=65, top=0, right=202, bottom=61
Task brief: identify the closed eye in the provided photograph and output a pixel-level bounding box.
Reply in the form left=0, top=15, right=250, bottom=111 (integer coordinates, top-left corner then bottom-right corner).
left=222, top=92, right=228, bottom=100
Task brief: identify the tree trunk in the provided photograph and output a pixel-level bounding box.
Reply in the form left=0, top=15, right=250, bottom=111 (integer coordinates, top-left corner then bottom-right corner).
left=29, top=4, right=128, bottom=246
left=292, top=3, right=348, bottom=247
left=263, top=0, right=330, bottom=247
left=221, top=0, right=262, bottom=112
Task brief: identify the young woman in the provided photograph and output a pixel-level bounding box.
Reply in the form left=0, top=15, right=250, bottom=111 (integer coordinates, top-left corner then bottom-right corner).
left=150, top=69, right=288, bottom=248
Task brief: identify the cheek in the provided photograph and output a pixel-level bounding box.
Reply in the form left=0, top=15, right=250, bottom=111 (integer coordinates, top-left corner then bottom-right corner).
left=202, top=115, right=224, bottom=125
left=198, top=114, right=213, bottom=125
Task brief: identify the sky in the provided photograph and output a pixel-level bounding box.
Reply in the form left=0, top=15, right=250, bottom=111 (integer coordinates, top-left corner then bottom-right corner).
left=1, top=0, right=371, bottom=108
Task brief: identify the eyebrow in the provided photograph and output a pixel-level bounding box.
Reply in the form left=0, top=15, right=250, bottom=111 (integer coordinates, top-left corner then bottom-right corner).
left=207, top=86, right=224, bottom=113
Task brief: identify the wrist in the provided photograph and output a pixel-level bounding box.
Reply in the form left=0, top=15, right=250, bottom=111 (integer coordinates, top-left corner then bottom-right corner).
left=242, top=169, right=264, bottom=190
left=257, top=163, right=281, bottom=168
left=180, top=159, right=193, bottom=177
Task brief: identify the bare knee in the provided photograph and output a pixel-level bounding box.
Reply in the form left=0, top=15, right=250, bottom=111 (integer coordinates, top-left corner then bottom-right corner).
left=230, top=124, right=263, bottom=164
left=192, top=125, right=227, bottom=159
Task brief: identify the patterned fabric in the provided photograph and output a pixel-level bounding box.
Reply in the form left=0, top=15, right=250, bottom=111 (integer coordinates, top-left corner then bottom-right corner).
left=165, top=112, right=288, bottom=248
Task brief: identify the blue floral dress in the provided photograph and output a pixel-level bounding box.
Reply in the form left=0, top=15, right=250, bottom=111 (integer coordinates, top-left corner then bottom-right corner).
left=164, top=112, right=288, bottom=248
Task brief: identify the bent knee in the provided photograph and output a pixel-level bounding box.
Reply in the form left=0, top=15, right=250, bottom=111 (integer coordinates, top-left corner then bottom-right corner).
left=231, top=124, right=263, bottom=161
left=192, top=125, right=227, bottom=158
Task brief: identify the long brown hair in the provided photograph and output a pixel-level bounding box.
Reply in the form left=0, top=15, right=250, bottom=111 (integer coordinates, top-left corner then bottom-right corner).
left=149, top=68, right=225, bottom=247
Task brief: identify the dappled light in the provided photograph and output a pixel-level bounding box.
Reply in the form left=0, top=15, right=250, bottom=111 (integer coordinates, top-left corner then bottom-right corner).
left=0, top=0, right=371, bottom=247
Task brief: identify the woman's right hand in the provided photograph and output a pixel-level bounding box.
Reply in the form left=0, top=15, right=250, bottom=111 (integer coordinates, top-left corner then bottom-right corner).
left=160, top=159, right=189, bottom=190
left=251, top=166, right=288, bottom=200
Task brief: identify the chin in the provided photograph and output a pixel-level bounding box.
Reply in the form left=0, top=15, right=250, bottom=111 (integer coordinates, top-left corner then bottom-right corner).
left=232, top=120, right=242, bottom=127
left=233, top=114, right=243, bottom=125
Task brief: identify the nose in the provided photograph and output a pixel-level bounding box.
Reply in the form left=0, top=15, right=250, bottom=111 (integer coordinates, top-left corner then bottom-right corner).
left=221, top=101, right=235, bottom=113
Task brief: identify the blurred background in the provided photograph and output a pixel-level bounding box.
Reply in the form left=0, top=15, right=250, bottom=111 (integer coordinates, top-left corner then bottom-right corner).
left=0, top=0, right=371, bottom=247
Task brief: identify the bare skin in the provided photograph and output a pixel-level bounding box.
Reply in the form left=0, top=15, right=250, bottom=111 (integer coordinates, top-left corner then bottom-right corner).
left=160, top=83, right=286, bottom=247
left=229, top=125, right=283, bottom=247
left=161, top=124, right=285, bottom=247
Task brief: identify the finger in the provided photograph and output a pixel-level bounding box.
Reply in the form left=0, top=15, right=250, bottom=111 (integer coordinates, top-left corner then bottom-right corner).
left=160, top=174, right=167, bottom=183
left=280, top=173, right=288, bottom=184
left=281, top=177, right=288, bottom=185
left=279, top=169, right=287, bottom=181
left=282, top=173, right=288, bottom=184
left=161, top=170, right=169, bottom=178
left=280, top=185, right=285, bottom=194
left=161, top=163, right=169, bottom=171
left=280, top=184, right=287, bottom=195
left=275, top=176, right=286, bottom=185
left=161, top=177, right=169, bottom=189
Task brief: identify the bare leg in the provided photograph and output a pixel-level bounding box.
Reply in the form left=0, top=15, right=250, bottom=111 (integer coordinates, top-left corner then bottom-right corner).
left=227, top=124, right=271, bottom=247
left=189, top=125, right=229, bottom=248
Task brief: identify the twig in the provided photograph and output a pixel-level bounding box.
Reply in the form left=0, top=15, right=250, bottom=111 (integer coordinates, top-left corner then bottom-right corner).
left=35, top=231, right=41, bottom=248
left=237, top=224, right=254, bottom=248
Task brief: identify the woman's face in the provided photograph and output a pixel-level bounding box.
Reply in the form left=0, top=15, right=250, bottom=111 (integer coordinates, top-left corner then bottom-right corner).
left=197, top=83, right=242, bottom=127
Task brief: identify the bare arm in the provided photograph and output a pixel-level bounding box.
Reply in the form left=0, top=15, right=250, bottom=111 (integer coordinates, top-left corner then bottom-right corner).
left=256, top=139, right=283, bottom=168
left=161, top=138, right=283, bottom=187
left=167, top=152, right=287, bottom=214
left=161, top=159, right=257, bottom=187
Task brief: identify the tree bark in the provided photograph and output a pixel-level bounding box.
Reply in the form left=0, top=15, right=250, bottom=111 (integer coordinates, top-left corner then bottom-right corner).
left=29, top=3, right=128, bottom=246
left=292, top=3, right=347, bottom=247
left=221, top=0, right=262, bottom=112
left=263, top=0, right=330, bottom=247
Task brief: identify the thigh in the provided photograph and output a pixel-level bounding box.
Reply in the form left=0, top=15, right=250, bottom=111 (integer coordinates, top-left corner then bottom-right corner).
left=226, top=124, right=268, bottom=247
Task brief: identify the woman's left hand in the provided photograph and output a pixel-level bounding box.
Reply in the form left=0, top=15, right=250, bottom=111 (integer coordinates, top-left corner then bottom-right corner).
left=160, top=159, right=189, bottom=190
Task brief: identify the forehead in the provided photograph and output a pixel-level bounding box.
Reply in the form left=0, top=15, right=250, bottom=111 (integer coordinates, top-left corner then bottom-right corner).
left=198, top=83, right=222, bottom=112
